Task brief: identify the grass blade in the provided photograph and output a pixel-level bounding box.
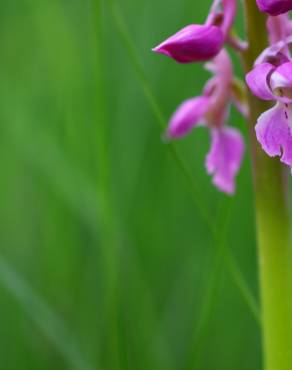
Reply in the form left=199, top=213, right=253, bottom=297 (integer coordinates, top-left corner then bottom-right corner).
left=0, top=256, right=97, bottom=370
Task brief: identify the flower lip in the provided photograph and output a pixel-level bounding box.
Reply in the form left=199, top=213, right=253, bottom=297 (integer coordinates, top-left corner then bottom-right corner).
left=256, top=0, right=292, bottom=16
left=206, top=127, right=244, bottom=194
left=255, top=103, right=292, bottom=168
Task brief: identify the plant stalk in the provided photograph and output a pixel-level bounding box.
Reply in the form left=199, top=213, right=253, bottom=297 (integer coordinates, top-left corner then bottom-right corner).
left=242, top=1, right=292, bottom=369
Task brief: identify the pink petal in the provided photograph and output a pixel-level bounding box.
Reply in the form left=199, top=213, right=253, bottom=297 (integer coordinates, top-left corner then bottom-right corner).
left=255, top=103, right=292, bottom=167
left=270, top=62, right=292, bottom=103
left=221, top=0, right=237, bottom=35
left=152, top=25, right=224, bottom=63
left=204, top=50, right=233, bottom=128
left=167, top=96, right=210, bottom=138
left=270, top=61, right=292, bottom=89
left=205, top=49, right=233, bottom=81
left=246, top=63, right=275, bottom=100
left=267, top=14, right=292, bottom=44
left=256, top=0, right=292, bottom=16
left=206, top=127, right=244, bottom=194
left=226, top=34, right=248, bottom=52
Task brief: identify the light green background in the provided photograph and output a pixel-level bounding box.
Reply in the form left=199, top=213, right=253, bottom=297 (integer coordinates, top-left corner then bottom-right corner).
left=0, top=1, right=262, bottom=369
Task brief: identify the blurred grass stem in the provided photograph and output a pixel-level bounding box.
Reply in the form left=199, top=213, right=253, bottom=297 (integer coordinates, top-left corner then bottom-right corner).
left=92, top=0, right=121, bottom=368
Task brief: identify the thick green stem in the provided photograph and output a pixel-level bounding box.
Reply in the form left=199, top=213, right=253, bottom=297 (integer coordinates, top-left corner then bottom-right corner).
left=243, top=1, right=292, bottom=369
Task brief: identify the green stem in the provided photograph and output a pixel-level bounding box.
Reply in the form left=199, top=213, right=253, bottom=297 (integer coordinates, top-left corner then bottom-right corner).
left=91, top=1, right=121, bottom=369
left=243, top=1, right=292, bottom=369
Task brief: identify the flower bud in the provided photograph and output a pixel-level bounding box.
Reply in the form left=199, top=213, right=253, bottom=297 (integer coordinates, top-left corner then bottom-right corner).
left=256, top=0, right=292, bottom=16
left=153, top=0, right=236, bottom=63
left=152, top=25, right=224, bottom=63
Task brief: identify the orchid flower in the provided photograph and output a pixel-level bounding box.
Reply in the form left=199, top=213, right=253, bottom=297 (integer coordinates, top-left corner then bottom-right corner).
left=152, top=0, right=236, bottom=63
left=167, top=50, right=245, bottom=194
left=246, top=17, right=292, bottom=170
left=256, top=0, right=292, bottom=16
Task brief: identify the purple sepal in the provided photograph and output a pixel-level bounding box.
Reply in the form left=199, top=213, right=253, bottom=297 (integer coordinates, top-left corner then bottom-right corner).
left=246, top=63, right=275, bottom=100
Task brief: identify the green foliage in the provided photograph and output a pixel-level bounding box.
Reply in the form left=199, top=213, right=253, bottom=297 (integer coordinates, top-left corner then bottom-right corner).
left=0, top=0, right=261, bottom=369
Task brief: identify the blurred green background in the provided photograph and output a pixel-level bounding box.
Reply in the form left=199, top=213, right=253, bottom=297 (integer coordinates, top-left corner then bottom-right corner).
left=0, top=0, right=262, bottom=369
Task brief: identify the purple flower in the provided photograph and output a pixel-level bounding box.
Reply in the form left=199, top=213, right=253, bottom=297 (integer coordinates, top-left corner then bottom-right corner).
left=167, top=96, right=211, bottom=137
left=152, top=0, right=236, bottom=63
left=246, top=54, right=292, bottom=169
left=167, top=50, right=245, bottom=194
left=256, top=0, right=292, bottom=16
